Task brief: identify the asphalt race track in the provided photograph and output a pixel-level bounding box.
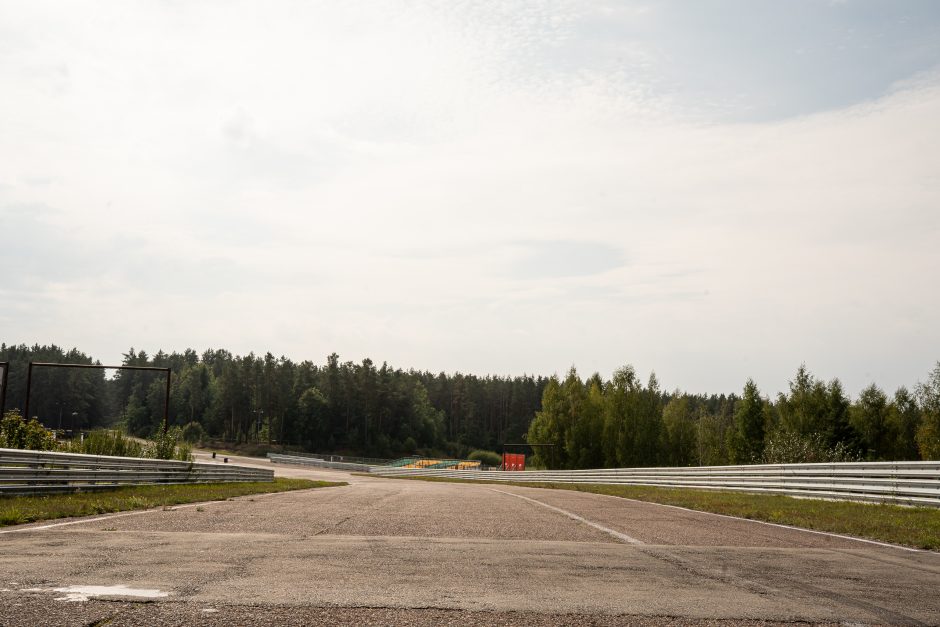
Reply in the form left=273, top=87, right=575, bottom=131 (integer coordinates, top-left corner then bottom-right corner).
left=1, top=454, right=938, bottom=626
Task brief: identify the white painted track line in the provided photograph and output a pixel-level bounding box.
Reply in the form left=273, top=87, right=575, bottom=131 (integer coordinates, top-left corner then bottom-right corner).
left=489, top=487, right=644, bottom=545
left=540, top=488, right=936, bottom=554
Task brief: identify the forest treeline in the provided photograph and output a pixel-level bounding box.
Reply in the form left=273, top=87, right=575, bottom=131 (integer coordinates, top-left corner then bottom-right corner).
left=1, top=343, right=938, bottom=463
left=0, top=343, right=545, bottom=458
left=527, top=364, right=940, bottom=467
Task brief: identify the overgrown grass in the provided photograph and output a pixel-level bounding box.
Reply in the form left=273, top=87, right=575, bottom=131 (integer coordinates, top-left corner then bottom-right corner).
left=1, top=410, right=194, bottom=461
left=60, top=427, right=193, bottom=461
left=378, top=475, right=940, bottom=550
left=0, top=477, right=345, bottom=527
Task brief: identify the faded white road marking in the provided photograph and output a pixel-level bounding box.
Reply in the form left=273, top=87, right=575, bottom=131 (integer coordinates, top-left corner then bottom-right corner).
left=0, top=508, right=161, bottom=534
left=489, top=488, right=643, bottom=545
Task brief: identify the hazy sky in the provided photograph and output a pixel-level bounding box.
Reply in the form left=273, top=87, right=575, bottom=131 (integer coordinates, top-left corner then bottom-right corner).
left=2, top=0, right=939, bottom=396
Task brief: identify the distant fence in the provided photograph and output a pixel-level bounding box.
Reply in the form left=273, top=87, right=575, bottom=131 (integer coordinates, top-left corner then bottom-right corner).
left=370, top=461, right=940, bottom=507
left=0, top=448, right=274, bottom=495
left=267, top=453, right=483, bottom=472
left=267, top=453, right=372, bottom=472
left=268, top=451, right=393, bottom=465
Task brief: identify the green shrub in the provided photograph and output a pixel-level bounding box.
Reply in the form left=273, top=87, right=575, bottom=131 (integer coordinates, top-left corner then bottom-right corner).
left=0, top=410, right=57, bottom=451
left=916, top=422, right=940, bottom=460
left=180, top=421, right=207, bottom=444
left=175, top=441, right=193, bottom=462
left=145, top=427, right=192, bottom=461
left=467, top=449, right=502, bottom=467
left=761, top=430, right=860, bottom=464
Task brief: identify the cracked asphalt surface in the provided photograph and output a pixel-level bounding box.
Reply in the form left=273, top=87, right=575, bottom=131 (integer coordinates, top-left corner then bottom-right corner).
left=1, top=453, right=938, bottom=626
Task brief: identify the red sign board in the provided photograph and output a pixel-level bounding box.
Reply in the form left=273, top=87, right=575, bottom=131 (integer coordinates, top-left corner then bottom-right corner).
left=502, top=452, right=525, bottom=471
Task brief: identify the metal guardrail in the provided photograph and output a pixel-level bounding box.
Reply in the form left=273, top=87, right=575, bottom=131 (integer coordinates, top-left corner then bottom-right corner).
left=267, top=453, right=372, bottom=472
left=1, top=448, right=274, bottom=495
left=369, top=461, right=940, bottom=507
left=270, top=451, right=393, bottom=465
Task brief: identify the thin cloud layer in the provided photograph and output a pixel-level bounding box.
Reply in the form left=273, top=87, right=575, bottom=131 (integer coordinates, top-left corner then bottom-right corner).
left=1, top=1, right=938, bottom=395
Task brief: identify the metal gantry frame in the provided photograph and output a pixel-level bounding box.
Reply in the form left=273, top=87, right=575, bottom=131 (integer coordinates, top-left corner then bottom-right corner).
left=23, top=362, right=172, bottom=434
left=0, top=361, right=8, bottom=416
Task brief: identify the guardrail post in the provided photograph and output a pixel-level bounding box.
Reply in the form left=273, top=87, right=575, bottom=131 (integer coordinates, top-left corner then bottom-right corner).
left=892, top=462, right=898, bottom=502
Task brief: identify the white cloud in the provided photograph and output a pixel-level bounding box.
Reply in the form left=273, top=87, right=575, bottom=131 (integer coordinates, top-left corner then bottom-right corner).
left=1, top=1, right=938, bottom=395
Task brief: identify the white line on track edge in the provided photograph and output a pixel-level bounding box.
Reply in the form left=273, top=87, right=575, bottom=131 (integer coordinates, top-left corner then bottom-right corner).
left=625, top=497, right=934, bottom=554
left=488, top=487, right=644, bottom=545
left=499, top=486, right=934, bottom=555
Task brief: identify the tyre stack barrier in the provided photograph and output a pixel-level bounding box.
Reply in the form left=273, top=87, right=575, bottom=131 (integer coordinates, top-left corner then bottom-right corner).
left=0, top=447, right=274, bottom=495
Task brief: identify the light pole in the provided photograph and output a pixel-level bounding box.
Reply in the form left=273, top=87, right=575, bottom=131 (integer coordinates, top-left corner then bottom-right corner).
left=253, top=408, right=264, bottom=442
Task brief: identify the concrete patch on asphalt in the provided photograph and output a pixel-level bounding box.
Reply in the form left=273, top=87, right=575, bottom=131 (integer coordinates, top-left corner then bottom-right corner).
left=53, top=585, right=170, bottom=602
left=6, top=584, right=170, bottom=602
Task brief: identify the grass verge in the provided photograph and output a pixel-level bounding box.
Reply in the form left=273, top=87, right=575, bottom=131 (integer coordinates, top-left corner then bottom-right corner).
left=0, top=478, right=345, bottom=527
left=376, top=475, right=940, bottom=550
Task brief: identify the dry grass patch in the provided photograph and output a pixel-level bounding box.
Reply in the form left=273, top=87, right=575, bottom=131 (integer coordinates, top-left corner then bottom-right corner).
left=0, top=478, right=344, bottom=527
